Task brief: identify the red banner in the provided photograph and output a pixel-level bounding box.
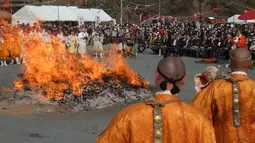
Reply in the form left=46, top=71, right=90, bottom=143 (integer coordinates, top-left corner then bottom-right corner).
left=213, top=8, right=220, bottom=11
left=194, top=13, right=200, bottom=19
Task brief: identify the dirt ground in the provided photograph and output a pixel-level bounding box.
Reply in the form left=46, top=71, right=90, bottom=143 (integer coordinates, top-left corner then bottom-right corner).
left=0, top=49, right=254, bottom=143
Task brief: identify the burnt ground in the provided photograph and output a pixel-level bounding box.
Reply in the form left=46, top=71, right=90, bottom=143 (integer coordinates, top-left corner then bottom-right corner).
left=0, top=48, right=255, bottom=143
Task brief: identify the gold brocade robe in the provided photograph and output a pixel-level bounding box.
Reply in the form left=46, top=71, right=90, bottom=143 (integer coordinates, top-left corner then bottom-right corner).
left=68, top=35, right=77, bottom=54
left=10, top=35, right=21, bottom=58
left=95, top=94, right=216, bottom=143
left=191, top=74, right=255, bottom=143
left=0, top=35, right=11, bottom=60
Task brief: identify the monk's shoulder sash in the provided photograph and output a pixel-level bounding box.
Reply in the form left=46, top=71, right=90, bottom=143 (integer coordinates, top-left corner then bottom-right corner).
left=225, top=77, right=249, bottom=128
left=145, top=97, right=181, bottom=143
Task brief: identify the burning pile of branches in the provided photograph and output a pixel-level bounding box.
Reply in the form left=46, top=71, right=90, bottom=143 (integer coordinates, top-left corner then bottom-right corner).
left=13, top=72, right=150, bottom=111
left=7, top=29, right=150, bottom=111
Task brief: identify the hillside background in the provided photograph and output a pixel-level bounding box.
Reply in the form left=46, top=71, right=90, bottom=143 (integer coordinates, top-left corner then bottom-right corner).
left=1, top=0, right=255, bottom=23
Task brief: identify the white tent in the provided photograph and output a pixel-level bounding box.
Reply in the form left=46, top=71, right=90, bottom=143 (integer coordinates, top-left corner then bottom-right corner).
left=57, top=6, right=79, bottom=21
left=89, top=8, right=112, bottom=22
left=12, top=5, right=56, bottom=25
left=12, top=5, right=113, bottom=25
left=69, top=8, right=95, bottom=22
left=228, top=15, right=246, bottom=24
left=227, top=14, right=255, bottom=24
left=12, top=5, right=67, bottom=25
left=37, top=5, right=77, bottom=21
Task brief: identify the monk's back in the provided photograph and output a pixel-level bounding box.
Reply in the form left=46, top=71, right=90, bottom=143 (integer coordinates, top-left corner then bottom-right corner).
left=96, top=56, right=216, bottom=143
left=210, top=77, right=255, bottom=142
left=117, top=95, right=215, bottom=143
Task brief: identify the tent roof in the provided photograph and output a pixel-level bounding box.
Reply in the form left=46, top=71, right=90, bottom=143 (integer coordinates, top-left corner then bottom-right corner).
left=227, top=14, right=255, bottom=24
left=68, top=8, right=95, bottom=22
left=12, top=5, right=113, bottom=22
left=89, top=8, right=112, bottom=22
left=23, top=5, right=58, bottom=21
left=227, top=15, right=245, bottom=24
left=57, top=6, right=79, bottom=21
left=29, top=5, right=78, bottom=21
left=238, top=9, right=255, bottom=20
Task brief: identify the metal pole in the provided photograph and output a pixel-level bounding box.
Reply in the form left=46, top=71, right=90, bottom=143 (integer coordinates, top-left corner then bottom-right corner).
left=57, top=3, right=59, bottom=21
left=120, top=0, right=123, bottom=25
left=10, top=0, right=12, bottom=12
left=11, top=0, right=13, bottom=23
left=158, top=0, right=161, bottom=16
left=199, top=0, right=201, bottom=27
left=199, top=0, right=202, bottom=48
left=11, top=0, right=12, bottom=14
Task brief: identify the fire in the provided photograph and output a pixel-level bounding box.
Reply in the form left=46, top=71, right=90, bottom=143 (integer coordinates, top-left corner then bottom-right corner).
left=13, top=80, right=24, bottom=89
left=9, top=28, right=148, bottom=100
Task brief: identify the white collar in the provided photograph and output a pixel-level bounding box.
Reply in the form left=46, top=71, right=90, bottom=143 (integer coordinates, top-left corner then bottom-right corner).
left=156, top=90, right=173, bottom=95
left=231, top=71, right=247, bottom=75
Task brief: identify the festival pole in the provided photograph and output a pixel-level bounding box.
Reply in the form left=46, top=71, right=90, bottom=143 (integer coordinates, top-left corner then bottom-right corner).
left=57, top=0, right=60, bottom=21
left=10, top=0, right=12, bottom=14
left=120, top=0, right=123, bottom=25
left=158, top=0, right=161, bottom=16
left=57, top=6, right=59, bottom=21
left=199, top=0, right=202, bottom=49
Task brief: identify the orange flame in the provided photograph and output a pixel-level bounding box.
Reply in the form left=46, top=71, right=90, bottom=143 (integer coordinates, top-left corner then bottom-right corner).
left=4, top=26, right=148, bottom=100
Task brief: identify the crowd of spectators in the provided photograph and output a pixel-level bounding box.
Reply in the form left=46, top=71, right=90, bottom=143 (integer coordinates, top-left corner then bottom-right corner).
left=139, top=20, right=255, bottom=59
left=1, top=19, right=255, bottom=67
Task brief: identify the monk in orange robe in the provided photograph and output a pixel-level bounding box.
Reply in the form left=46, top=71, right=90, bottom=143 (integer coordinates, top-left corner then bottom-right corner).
left=95, top=56, right=216, bottom=143
left=0, top=35, right=4, bottom=66
left=0, top=33, right=11, bottom=66
left=6, top=32, right=17, bottom=65
left=235, top=30, right=247, bottom=49
left=237, top=34, right=247, bottom=48
left=9, top=33, right=21, bottom=64
left=191, top=48, right=255, bottom=143
left=194, top=66, right=220, bottom=93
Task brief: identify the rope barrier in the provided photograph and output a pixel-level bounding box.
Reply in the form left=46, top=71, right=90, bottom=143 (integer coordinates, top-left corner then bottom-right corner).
left=175, top=2, right=234, bottom=18
left=232, top=2, right=254, bottom=10
left=130, top=1, right=254, bottom=19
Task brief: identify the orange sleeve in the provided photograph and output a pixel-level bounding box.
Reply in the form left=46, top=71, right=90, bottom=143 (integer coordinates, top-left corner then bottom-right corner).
left=95, top=110, right=130, bottom=143
left=197, top=116, right=216, bottom=143
left=190, top=84, right=216, bottom=124
left=237, top=36, right=247, bottom=48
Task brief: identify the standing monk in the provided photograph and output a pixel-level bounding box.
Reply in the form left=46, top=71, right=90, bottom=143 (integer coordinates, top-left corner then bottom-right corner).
left=68, top=31, right=77, bottom=54
left=233, top=30, right=247, bottom=49
left=1, top=33, right=11, bottom=66
left=237, top=31, right=247, bottom=49
left=77, top=29, right=88, bottom=56
left=92, top=30, right=104, bottom=58
left=11, top=32, right=21, bottom=64
left=95, top=56, right=216, bottom=143
left=191, top=48, right=255, bottom=143
left=0, top=34, right=4, bottom=66
left=194, top=66, right=220, bottom=93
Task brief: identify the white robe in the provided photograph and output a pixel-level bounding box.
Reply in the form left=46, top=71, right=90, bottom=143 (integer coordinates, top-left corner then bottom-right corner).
left=93, top=33, right=104, bottom=52
left=77, top=32, right=88, bottom=54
